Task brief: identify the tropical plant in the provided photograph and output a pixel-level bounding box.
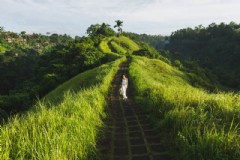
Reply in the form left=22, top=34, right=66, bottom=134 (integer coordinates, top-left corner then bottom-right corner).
left=114, top=20, right=123, bottom=36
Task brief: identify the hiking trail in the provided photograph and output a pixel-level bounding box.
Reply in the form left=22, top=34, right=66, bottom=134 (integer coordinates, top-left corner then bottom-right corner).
left=98, top=59, right=172, bottom=160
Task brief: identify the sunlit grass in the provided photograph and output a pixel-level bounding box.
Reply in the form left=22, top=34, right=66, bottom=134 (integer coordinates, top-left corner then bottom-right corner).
left=129, top=56, right=240, bottom=159
left=99, top=37, right=112, bottom=53
left=109, top=40, right=126, bottom=54
left=0, top=57, right=126, bottom=160
left=99, top=36, right=140, bottom=55
left=112, top=36, right=139, bottom=52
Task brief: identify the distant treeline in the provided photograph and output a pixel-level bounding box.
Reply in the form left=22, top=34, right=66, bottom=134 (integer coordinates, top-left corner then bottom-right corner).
left=123, top=32, right=168, bottom=49
left=165, top=22, right=240, bottom=89
left=129, top=22, right=240, bottom=90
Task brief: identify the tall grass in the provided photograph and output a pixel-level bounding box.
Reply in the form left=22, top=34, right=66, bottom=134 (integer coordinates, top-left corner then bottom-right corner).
left=129, top=56, right=240, bottom=159
left=111, top=36, right=139, bottom=53
left=0, top=57, right=126, bottom=160
left=99, top=36, right=140, bottom=55
left=98, top=37, right=112, bottom=53
left=98, top=37, right=121, bottom=61
left=109, top=40, right=127, bottom=54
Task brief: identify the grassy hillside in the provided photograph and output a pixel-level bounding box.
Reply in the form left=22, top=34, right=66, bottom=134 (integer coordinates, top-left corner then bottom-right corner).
left=0, top=57, right=126, bottom=160
left=129, top=56, right=240, bottom=159
left=2, top=31, right=239, bottom=159
left=99, top=36, right=139, bottom=54
left=43, top=56, right=121, bottom=105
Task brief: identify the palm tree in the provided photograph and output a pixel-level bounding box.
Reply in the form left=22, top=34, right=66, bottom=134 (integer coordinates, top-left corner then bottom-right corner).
left=114, top=20, right=123, bottom=36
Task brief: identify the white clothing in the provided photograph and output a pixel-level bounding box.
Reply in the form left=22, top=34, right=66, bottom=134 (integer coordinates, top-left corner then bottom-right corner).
left=122, top=78, right=128, bottom=100
left=122, top=79, right=127, bottom=86
left=122, top=85, right=127, bottom=99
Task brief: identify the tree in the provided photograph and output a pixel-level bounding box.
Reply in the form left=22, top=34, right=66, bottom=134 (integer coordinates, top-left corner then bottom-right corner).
left=50, top=33, right=59, bottom=43
left=20, top=31, right=26, bottom=36
left=166, top=21, right=240, bottom=89
left=114, top=20, right=123, bottom=36
left=86, top=23, right=115, bottom=38
left=86, top=24, right=101, bottom=37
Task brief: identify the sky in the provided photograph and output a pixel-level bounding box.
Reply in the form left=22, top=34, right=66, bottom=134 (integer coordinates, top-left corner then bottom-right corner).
left=0, top=0, right=240, bottom=36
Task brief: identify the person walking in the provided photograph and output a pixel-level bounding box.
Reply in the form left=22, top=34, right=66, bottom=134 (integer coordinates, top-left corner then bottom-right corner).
left=121, top=74, right=128, bottom=101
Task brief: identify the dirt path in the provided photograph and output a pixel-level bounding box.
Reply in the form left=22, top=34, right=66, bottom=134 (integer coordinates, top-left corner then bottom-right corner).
left=99, top=59, right=172, bottom=160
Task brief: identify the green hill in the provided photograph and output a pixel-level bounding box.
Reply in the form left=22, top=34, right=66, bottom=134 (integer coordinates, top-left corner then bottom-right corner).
left=0, top=57, right=126, bottom=159
left=1, top=31, right=240, bottom=159
left=129, top=56, right=240, bottom=159
left=99, top=36, right=139, bottom=54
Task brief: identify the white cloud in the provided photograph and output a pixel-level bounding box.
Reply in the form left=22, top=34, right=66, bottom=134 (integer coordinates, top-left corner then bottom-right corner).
left=0, top=0, right=239, bottom=36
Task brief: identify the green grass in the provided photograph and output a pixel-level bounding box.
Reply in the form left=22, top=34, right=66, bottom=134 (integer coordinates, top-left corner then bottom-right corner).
left=109, top=40, right=126, bottom=54
left=99, top=37, right=112, bottom=53
left=99, top=36, right=140, bottom=55
left=129, top=56, right=240, bottom=159
left=0, top=57, right=126, bottom=160
left=111, top=36, right=139, bottom=53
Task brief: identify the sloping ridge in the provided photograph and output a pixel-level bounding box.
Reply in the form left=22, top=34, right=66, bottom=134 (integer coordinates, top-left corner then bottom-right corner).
left=0, top=57, right=126, bottom=159
left=128, top=56, right=240, bottom=159
left=40, top=36, right=240, bottom=159
left=43, top=60, right=118, bottom=105
left=98, top=58, right=173, bottom=159
left=2, top=35, right=237, bottom=159
left=99, top=36, right=140, bottom=55
left=44, top=36, right=139, bottom=104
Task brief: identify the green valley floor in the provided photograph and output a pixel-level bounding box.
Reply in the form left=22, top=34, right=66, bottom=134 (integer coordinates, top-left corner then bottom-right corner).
left=98, top=59, right=172, bottom=160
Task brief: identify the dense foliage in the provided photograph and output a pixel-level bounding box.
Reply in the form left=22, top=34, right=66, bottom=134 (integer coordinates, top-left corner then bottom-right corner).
left=166, top=22, right=240, bottom=89
left=123, top=32, right=167, bottom=49
left=1, top=20, right=240, bottom=159
left=86, top=23, right=116, bottom=39
left=0, top=24, right=118, bottom=120
left=132, top=42, right=170, bottom=64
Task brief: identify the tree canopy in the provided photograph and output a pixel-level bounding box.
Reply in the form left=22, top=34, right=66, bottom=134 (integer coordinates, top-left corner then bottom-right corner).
left=0, top=24, right=117, bottom=120
left=86, top=23, right=115, bottom=38
left=166, top=22, right=240, bottom=89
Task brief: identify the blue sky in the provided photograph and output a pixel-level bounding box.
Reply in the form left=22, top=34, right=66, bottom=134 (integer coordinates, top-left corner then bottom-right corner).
left=0, top=0, right=239, bottom=36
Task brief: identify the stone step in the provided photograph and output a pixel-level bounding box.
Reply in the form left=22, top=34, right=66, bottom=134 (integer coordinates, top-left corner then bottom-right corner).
left=98, top=60, right=172, bottom=160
